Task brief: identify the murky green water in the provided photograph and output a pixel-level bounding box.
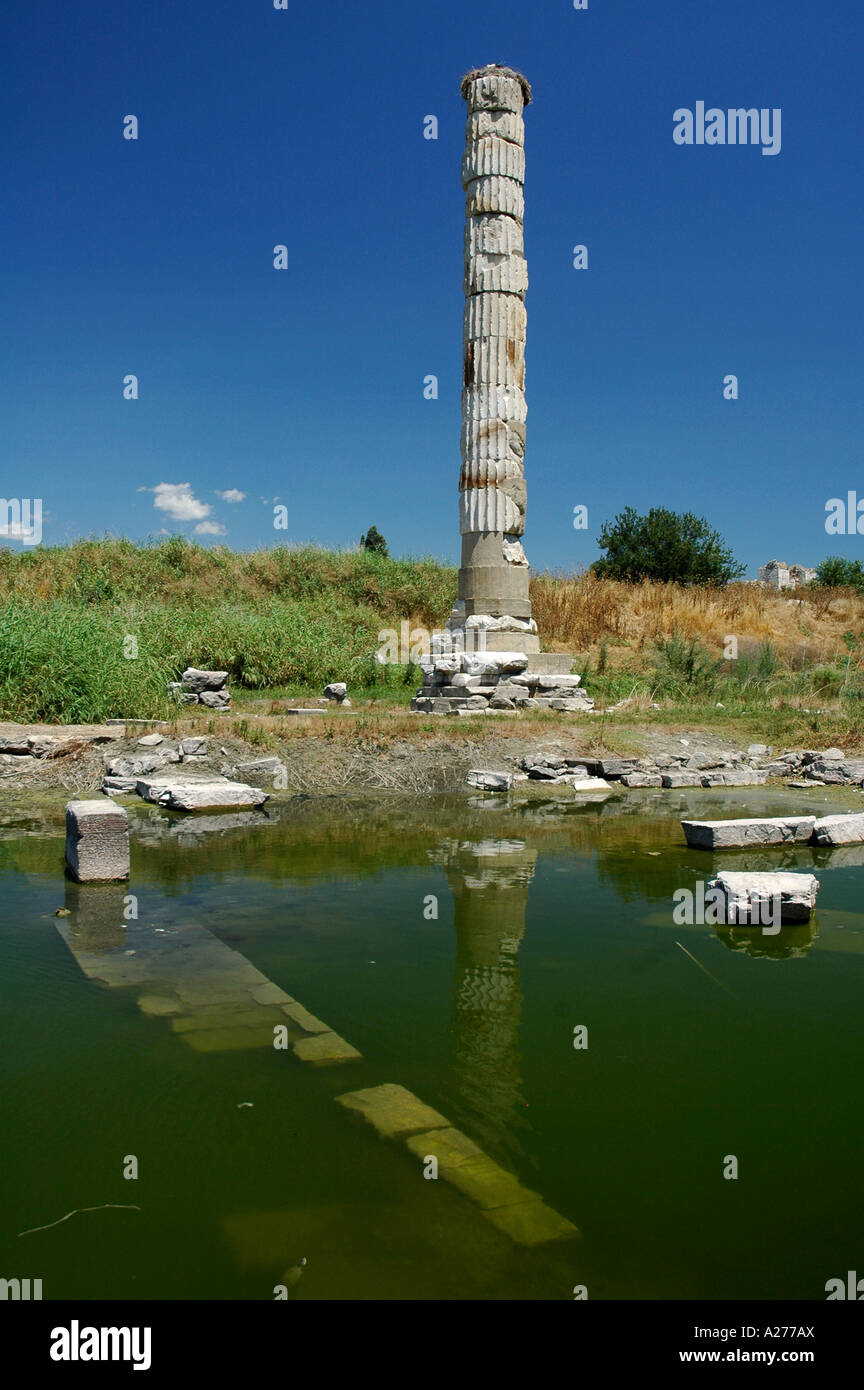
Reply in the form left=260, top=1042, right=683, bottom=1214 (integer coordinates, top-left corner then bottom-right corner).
left=2, top=783, right=862, bottom=1300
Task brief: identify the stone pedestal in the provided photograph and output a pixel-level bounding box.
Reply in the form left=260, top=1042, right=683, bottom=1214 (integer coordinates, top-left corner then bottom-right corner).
left=65, top=800, right=130, bottom=882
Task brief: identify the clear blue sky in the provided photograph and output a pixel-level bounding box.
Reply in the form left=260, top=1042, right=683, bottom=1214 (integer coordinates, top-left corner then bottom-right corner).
left=2, top=0, right=862, bottom=575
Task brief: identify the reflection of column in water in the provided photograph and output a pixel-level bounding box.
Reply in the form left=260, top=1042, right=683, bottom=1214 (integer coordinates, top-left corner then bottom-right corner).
left=62, top=880, right=128, bottom=951
left=441, top=838, right=537, bottom=1154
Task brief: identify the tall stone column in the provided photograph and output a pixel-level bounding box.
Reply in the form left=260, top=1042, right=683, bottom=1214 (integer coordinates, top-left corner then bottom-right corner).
left=410, top=65, right=584, bottom=713
left=457, top=65, right=533, bottom=628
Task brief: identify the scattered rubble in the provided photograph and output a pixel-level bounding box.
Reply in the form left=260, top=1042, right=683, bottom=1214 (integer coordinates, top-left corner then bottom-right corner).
left=167, top=668, right=231, bottom=710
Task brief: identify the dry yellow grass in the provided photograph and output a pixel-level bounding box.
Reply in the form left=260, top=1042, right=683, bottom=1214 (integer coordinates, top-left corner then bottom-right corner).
left=530, top=574, right=864, bottom=666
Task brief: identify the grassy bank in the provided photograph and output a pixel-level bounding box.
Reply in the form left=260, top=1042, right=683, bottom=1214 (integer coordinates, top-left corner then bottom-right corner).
left=1, top=537, right=863, bottom=734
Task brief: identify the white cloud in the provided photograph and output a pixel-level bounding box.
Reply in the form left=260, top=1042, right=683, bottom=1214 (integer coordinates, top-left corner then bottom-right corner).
left=148, top=482, right=211, bottom=523
left=194, top=520, right=227, bottom=536
left=216, top=488, right=246, bottom=503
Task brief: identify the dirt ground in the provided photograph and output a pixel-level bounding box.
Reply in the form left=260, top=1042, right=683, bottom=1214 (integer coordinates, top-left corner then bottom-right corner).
left=0, top=713, right=802, bottom=797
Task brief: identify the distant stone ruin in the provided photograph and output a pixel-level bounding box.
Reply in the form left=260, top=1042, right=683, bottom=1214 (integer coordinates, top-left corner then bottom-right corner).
left=757, top=559, right=816, bottom=589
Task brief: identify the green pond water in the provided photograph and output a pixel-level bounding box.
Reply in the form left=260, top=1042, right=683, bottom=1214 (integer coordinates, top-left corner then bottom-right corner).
left=1, top=783, right=862, bottom=1301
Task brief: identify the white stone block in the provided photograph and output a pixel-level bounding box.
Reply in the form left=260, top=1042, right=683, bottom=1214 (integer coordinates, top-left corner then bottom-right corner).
left=464, top=293, right=527, bottom=342
left=65, top=800, right=130, bottom=882
left=181, top=668, right=229, bottom=693
left=709, top=871, right=820, bottom=924
left=432, top=655, right=461, bottom=675
left=465, top=176, right=524, bottom=221
left=462, top=652, right=528, bottom=678
left=459, top=488, right=523, bottom=534
left=464, top=335, right=525, bottom=390
left=462, top=137, right=525, bottom=184
left=812, top=812, right=864, bottom=846
left=463, top=72, right=527, bottom=115
left=680, top=816, right=816, bottom=849
left=461, top=417, right=525, bottom=463
left=465, top=214, right=524, bottom=259
left=467, top=110, right=524, bottom=145
left=135, top=778, right=268, bottom=812
left=464, top=254, right=529, bottom=297
left=466, top=769, right=513, bottom=792
left=463, top=385, right=527, bottom=423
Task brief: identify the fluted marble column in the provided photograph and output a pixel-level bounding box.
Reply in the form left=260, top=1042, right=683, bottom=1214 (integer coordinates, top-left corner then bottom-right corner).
left=458, top=65, right=532, bottom=622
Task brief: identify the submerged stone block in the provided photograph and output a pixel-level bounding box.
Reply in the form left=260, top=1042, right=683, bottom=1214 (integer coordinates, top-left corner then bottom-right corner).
left=65, top=799, right=130, bottom=882
left=404, top=1126, right=484, bottom=1169
left=292, top=1032, right=363, bottom=1065
left=435, top=1155, right=541, bottom=1211
left=482, top=1199, right=580, bottom=1246
left=335, top=1084, right=449, bottom=1138
left=281, top=1000, right=330, bottom=1034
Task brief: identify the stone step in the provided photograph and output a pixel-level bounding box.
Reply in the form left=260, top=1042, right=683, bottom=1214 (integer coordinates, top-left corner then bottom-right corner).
left=681, top=816, right=816, bottom=849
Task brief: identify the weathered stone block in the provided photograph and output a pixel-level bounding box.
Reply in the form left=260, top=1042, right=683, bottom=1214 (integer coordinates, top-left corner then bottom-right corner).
left=681, top=816, right=816, bottom=850
left=65, top=800, right=130, bottom=882
left=467, top=110, right=524, bottom=144
left=292, top=1032, right=362, bottom=1065
left=464, top=255, right=529, bottom=296
left=464, top=292, right=527, bottom=341
left=621, top=772, right=663, bottom=787
left=661, top=771, right=704, bottom=787
left=466, top=769, right=513, bottom=791
left=181, top=737, right=207, bottom=757
left=462, top=136, right=526, bottom=184
left=199, top=690, right=230, bottom=709
left=465, top=175, right=525, bottom=221
left=462, top=69, right=528, bottom=116
left=335, top=1084, right=449, bottom=1137
left=483, top=1199, right=580, bottom=1246
left=463, top=385, right=527, bottom=422
left=700, top=769, right=768, bottom=788
left=812, top=812, right=864, bottom=847
left=135, top=777, right=268, bottom=811
left=709, top=871, right=820, bottom=924
left=181, top=668, right=229, bottom=693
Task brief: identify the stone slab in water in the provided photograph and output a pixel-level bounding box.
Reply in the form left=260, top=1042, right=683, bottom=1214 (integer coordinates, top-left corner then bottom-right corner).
left=709, top=871, right=820, bottom=923
left=135, top=776, right=268, bottom=811
left=432, top=1154, right=542, bottom=1211
left=65, top=799, right=130, bottom=882
left=404, top=1126, right=484, bottom=1169
left=335, top=1084, right=449, bottom=1137
left=281, top=1000, right=331, bottom=1034
left=812, top=812, right=864, bottom=846
left=483, top=1198, right=580, bottom=1246
left=292, top=1032, right=363, bottom=1065
left=681, top=815, right=816, bottom=849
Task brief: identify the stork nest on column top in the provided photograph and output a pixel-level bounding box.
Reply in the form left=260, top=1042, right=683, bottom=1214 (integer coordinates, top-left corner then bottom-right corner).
left=460, top=65, right=533, bottom=105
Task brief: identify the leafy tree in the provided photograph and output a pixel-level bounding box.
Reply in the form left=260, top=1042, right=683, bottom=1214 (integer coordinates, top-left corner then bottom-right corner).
left=814, top=556, right=864, bottom=591
left=360, top=525, right=388, bottom=556
left=590, top=507, right=744, bottom=585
